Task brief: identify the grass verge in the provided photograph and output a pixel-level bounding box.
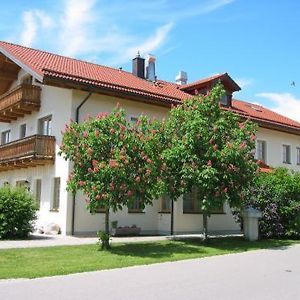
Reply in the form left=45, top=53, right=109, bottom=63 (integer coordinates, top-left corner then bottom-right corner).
left=0, top=237, right=298, bottom=279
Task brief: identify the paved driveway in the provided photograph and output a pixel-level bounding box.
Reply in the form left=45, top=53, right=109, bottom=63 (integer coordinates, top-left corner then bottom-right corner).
left=1, top=244, right=300, bottom=300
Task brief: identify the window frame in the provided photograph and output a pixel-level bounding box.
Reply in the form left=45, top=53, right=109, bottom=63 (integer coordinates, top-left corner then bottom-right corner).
left=20, top=123, right=27, bottom=139
left=160, top=195, right=172, bottom=213
left=283, top=144, right=291, bottom=164
left=38, top=115, right=52, bottom=136
left=256, top=140, right=267, bottom=162
left=296, top=147, right=300, bottom=165
left=51, top=177, right=60, bottom=211
left=128, top=196, right=144, bottom=213
left=1, top=130, right=11, bottom=145
left=35, top=179, right=42, bottom=210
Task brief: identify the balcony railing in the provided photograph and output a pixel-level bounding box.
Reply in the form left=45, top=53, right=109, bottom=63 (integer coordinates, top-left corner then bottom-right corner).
left=0, top=84, right=41, bottom=122
left=0, top=135, right=55, bottom=171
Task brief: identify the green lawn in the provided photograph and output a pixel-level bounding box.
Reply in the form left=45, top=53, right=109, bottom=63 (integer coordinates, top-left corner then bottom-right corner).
left=0, top=237, right=298, bottom=279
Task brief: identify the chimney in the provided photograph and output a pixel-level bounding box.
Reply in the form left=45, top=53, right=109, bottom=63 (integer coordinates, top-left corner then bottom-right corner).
left=175, top=71, right=188, bottom=85
left=132, top=52, right=145, bottom=79
left=146, top=54, right=156, bottom=81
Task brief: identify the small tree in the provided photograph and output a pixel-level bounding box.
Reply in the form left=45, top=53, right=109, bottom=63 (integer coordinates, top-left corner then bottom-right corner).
left=162, top=84, right=258, bottom=238
left=59, top=107, right=161, bottom=249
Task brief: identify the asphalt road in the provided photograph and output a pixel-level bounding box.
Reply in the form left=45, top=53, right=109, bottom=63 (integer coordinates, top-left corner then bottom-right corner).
left=1, top=244, right=300, bottom=300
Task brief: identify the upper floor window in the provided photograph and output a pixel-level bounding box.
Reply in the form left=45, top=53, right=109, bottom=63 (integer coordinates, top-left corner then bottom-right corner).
left=20, top=124, right=26, bottom=139
left=38, top=115, right=52, bottom=135
left=21, top=75, right=32, bottom=85
left=296, top=147, right=300, bottom=165
left=220, top=94, right=232, bottom=106
left=283, top=145, right=291, bottom=164
left=256, top=140, right=266, bottom=162
left=1, top=130, right=10, bottom=145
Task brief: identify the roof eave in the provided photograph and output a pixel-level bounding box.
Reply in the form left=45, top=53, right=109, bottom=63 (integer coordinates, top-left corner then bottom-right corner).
left=0, top=46, right=44, bottom=82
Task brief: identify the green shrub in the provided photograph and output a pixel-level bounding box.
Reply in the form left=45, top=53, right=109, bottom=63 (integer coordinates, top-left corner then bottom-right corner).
left=0, top=186, right=37, bottom=239
left=236, top=168, right=300, bottom=239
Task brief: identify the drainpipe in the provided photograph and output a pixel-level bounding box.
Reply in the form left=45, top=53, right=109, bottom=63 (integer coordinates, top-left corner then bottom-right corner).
left=71, top=92, right=92, bottom=236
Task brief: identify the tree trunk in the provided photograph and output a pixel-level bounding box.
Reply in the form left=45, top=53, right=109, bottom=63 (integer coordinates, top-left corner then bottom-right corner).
left=101, top=207, right=110, bottom=250
left=203, top=212, right=208, bottom=240
left=170, top=199, right=174, bottom=235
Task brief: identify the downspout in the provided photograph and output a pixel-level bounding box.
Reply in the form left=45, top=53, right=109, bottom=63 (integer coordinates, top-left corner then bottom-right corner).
left=71, top=92, right=92, bottom=235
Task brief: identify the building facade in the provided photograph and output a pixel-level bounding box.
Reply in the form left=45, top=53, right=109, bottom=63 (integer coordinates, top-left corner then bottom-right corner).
left=0, top=41, right=299, bottom=235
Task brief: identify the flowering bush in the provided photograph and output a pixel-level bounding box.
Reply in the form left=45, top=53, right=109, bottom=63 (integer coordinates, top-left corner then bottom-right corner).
left=236, top=168, right=300, bottom=238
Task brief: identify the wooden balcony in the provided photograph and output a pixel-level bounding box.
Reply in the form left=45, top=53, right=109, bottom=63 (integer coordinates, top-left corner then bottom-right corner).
left=0, top=84, right=41, bottom=122
left=0, top=135, right=55, bottom=171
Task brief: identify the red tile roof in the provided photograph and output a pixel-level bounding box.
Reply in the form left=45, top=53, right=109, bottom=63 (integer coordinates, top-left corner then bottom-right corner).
left=0, top=41, right=299, bottom=134
left=180, top=73, right=241, bottom=92
left=230, top=100, right=300, bottom=131
left=0, top=41, right=189, bottom=104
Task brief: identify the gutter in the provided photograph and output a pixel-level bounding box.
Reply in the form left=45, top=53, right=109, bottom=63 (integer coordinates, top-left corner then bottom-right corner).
left=71, top=92, right=92, bottom=236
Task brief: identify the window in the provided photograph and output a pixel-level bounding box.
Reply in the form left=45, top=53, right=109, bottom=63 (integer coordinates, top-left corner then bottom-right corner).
left=92, top=203, right=106, bottom=213
left=183, top=187, right=202, bottom=213
left=38, top=116, right=52, bottom=135
left=1, top=130, right=10, bottom=145
left=128, top=197, right=143, bottom=213
left=183, top=187, right=224, bottom=214
left=129, top=115, right=139, bottom=124
left=16, top=180, right=30, bottom=191
left=20, top=124, right=26, bottom=138
left=35, top=179, right=42, bottom=209
left=3, top=181, right=10, bottom=186
left=21, top=75, right=32, bottom=85
left=283, top=145, right=291, bottom=164
left=256, top=140, right=266, bottom=162
left=297, top=147, right=300, bottom=165
left=160, top=195, right=171, bottom=213
left=220, top=94, right=232, bottom=106
left=51, top=177, right=60, bottom=211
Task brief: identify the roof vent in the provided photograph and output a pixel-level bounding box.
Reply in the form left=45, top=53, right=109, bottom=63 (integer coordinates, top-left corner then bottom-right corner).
left=146, top=54, right=156, bottom=81
left=175, top=71, right=188, bottom=85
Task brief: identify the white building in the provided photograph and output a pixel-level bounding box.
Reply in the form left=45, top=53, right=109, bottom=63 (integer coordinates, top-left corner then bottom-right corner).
left=0, top=41, right=299, bottom=236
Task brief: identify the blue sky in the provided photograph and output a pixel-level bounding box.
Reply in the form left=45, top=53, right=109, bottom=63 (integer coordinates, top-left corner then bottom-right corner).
left=0, top=0, right=299, bottom=120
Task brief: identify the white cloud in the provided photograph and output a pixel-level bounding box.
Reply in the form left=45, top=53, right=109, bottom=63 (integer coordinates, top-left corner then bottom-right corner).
left=20, top=10, right=54, bottom=47
left=235, top=78, right=253, bottom=89
left=16, top=0, right=235, bottom=65
left=256, top=92, right=300, bottom=122
left=20, top=11, right=37, bottom=46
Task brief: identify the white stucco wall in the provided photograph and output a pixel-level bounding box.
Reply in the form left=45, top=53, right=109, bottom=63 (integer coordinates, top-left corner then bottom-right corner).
left=256, top=127, right=300, bottom=171
left=0, top=71, right=74, bottom=234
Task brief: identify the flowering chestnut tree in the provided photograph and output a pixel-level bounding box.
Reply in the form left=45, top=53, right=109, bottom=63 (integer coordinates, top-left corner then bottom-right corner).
left=161, top=84, right=258, bottom=238
left=59, top=107, right=162, bottom=248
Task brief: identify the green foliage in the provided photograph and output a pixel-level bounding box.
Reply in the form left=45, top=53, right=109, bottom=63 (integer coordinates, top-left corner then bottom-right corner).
left=161, top=84, right=258, bottom=213
left=97, top=231, right=111, bottom=250
left=0, top=186, right=37, bottom=239
left=240, top=168, right=300, bottom=238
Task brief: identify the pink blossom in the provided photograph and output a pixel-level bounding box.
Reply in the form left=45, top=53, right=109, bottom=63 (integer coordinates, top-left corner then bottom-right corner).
left=127, top=190, right=133, bottom=196
left=110, top=128, right=115, bottom=134
left=94, top=130, right=99, bottom=137
left=83, top=131, right=88, bottom=138
left=135, top=176, right=141, bottom=183
left=213, top=144, right=218, bottom=152
left=146, top=159, right=152, bottom=164
left=92, top=160, right=98, bottom=167
left=79, top=181, right=85, bottom=187
left=207, top=160, right=212, bottom=167
left=88, top=168, right=93, bottom=173
left=109, top=159, right=118, bottom=168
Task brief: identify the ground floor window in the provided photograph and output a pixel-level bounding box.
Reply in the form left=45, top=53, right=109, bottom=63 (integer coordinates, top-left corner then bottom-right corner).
left=160, top=195, right=172, bottom=213
left=51, top=177, right=60, bottom=211
left=35, top=179, right=42, bottom=209
left=16, top=180, right=30, bottom=191
left=183, top=187, right=224, bottom=214
left=128, top=197, right=144, bottom=213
